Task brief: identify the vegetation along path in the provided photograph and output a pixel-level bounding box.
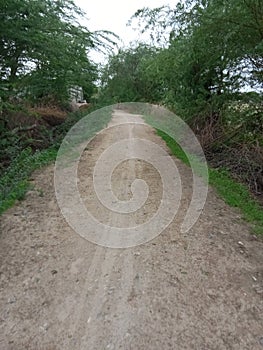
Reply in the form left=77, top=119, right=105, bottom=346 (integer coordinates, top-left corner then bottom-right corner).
left=0, top=110, right=263, bottom=350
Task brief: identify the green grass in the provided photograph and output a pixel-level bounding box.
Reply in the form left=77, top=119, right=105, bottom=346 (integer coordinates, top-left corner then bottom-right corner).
left=156, top=129, right=263, bottom=235
left=0, top=147, right=57, bottom=214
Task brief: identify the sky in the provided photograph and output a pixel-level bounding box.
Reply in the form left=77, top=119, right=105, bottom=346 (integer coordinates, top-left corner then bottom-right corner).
left=74, top=0, right=177, bottom=62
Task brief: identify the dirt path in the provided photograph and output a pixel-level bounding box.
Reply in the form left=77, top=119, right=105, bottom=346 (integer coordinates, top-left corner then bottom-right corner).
left=0, top=110, right=262, bottom=350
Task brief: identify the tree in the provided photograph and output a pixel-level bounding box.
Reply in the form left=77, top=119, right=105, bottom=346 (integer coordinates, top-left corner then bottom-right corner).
left=100, top=44, right=162, bottom=103
left=128, top=0, right=263, bottom=119
left=0, top=0, right=117, bottom=106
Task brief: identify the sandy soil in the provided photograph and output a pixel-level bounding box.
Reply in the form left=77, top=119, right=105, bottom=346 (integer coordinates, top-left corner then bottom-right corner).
left=0, top=110, right=262, bottom=350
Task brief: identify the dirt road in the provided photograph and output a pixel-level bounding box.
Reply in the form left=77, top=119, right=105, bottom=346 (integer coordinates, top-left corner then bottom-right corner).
left=0, top=110, right=262, bottom=349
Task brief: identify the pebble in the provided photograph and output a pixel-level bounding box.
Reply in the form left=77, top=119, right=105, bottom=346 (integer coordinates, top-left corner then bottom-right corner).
left=254, top=286, right=263, bottom=294
left=40, top=323, right=48, bottom=332
left=107, top=287, right=115, bottom=295
left=7, top=297, right=16, bottom=304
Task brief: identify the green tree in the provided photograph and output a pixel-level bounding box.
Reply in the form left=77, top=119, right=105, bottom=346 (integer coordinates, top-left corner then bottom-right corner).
left=100, top=44, right=162, bottom=103
left=130, top=0, right=263, bottom=118
left=0, top=0, right=117, bottom=105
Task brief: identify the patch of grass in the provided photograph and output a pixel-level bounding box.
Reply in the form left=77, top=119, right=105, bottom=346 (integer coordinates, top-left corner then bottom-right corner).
left=157, top=130, right=190, bottom=166
left=0, top=147, right=57, bottom=214
left=156, top=129, right=263, bottom=235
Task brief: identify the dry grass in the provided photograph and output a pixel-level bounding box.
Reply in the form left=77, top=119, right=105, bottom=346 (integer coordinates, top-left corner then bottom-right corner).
left=30, top=107, right=67, bottom=126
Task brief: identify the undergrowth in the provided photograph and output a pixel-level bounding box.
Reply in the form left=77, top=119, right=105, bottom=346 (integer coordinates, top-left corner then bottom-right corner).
left=156, top=129, right=263, bottom=235
left=0, top=147, right=57, bottom=214
left=0, top=104, right=112, bottom=215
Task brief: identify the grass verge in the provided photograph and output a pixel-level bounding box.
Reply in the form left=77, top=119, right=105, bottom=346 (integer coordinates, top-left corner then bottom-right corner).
left=0, top=147, right=57, bottom=214
left=156, top=129, right=263, bottom=235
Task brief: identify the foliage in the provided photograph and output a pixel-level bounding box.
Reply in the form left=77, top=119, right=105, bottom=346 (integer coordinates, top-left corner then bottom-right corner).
left=222, top=98, right=263, bottom=143
left=0, top=105, right=112, bottom=215
left=156, top=129, right=263, bottom=235
left=0, top=147, right=57, bottom=214
left=100, top=44, right=163, bottom=103
left=0, top=0, right=117, bottom=106
left=128, top=0, right=263, bottom=118
left=0, top=0, right=118, bottom=214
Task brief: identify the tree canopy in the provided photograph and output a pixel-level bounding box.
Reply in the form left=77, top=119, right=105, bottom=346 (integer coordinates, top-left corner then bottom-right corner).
left=0, top=0, right=117, bottom=105
left=100, top=44, right=164, bottom=103
left=90, top=0, right=263, bottom=138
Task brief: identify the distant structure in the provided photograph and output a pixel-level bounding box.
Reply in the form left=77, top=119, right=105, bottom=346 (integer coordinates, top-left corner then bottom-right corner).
left=69, top=85, right=86, bottom=103
left=68, top=85, right=88, bottom=111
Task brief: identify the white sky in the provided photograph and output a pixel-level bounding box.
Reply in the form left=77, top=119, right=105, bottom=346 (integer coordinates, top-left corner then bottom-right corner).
left=74, top=0, right=177, bottom=62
